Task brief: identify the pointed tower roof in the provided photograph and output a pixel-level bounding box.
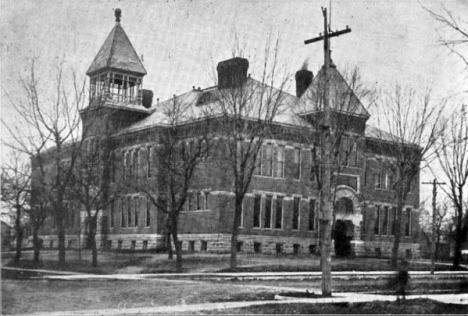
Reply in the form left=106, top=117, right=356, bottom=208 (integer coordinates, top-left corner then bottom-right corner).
left=297, top=64, right=369, bottom=118
left=86, top=9, right=147, bottom=76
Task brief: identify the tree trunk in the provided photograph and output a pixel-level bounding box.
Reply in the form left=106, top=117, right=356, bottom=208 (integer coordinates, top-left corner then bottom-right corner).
left=89, top=217, right=98, bottom=267
left=171, top=222, right=182, bottom=272
left=14, top=206, right=23, bottom=265
left=166, top=232, right=173, bottom=260
left=57, top=211, right=66, bottom=264
left=230, top=196, right=243, bottom=269
left=14, top=228, right=23, bottom=265
left=321, top=218, right=332, bottom=297
left=391, top=204, right=403, bottom=268
left=32, top=224, right=41, bottom=262
left=453, top=216, right=463, bottom=268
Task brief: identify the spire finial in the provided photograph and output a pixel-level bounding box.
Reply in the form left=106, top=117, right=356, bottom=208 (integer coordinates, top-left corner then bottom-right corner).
left=115, top=8, right=122, bottom=22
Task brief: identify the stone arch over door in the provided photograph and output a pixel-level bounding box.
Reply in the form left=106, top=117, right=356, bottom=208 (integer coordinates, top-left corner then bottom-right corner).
left=333, top=186, right=364, bottom=257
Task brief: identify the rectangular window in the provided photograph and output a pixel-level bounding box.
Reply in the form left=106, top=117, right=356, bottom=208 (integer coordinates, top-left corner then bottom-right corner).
left=127, top=197, right=132, bottom=227
left=255, top=146, right=262, bottom=176
left=264, top=195, right=272, bottom=229
left=134, top=149, right=140, bottom=179
left=188, top=192, right=194, bottom=211
left=196, top=192, right=202, bottom=210
left=382, top=206, right=389, bottom=235
left=134, top=197, right=139, bottom=227
left=239, top=200, right=244, bottom=228
left=253, top=195, right=261, bottom=228
left=146, top=197, right=151, bottom=227
left=121, top=198, right=126, bottom=227
left=110, top=200, right=114, bottom=228
left=351, top=140, right=358, bottom=167
left=375, top=160, right=382, bottom=189
left=362, top=208, right=367, bottom=234
left=122, top=151, right=127, bottom=179
left=262, top=145, right=273, bottom=177
left=292, top=197, right=300, bottom=230
left=392, top=207, right=397, bottom=235
left=308, top=199, right=315, bottom=231
left=405, top=208, right=411, bottom=236
left=274, top=146, right=285, bottom=178
left=127, top=150, right=132, bottom=178
left=293, top=148, right=301, bottom=179
left=275, top=196, right=283, bottom=229
left=364, top=160, right=369, bottom=187
left=204, top=192, right=210, bottom=210
left=111, top=151, right=116, bottom=183
left=147, top=146, right=152, bottom=178
left=374, top=205, right=380, bottom=235
left=69, top=204, right=75, bottom=228
left=341, top=136, right=348, bottom=166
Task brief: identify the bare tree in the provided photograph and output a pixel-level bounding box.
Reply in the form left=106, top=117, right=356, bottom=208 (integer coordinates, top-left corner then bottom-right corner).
left=213, top=40, right=290, bottom=269
left=2, top=59, right=86, bottom=264
left=67, top=131, right=119, bottom=267
left=1, top=151, right=31, bottom=264
left=371, top=85, right=445, bottom=268
left=130, top=96, right=213, bottom=272
left=420, top=200, right=452, bottom=260
left=425, top=5, right=468, bottom=75
left=294, top=64, right=373, bottom=296
left=433, top=106, right=468, bottom=268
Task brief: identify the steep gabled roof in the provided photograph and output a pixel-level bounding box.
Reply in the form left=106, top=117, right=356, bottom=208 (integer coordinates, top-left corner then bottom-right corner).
left=296, top=65, right=370, bottom=118
left=86, top=22, right=147, bottom=76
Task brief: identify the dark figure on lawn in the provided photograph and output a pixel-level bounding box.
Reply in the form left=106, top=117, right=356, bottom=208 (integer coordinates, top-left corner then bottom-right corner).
left=396, top=259, right=410, bottom=301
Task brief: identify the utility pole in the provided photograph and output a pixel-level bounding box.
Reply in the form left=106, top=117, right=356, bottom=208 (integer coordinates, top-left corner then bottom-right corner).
left=422, top=179, right=445, bottom=275
left=304, top=7, right=351, bottom=297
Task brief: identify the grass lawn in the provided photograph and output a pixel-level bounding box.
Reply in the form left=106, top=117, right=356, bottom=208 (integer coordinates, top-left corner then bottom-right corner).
left=1, top=278, right=277, bottom=314
left=2, top=249, right=465, bottom=274
left=200, top=299, right=468, bottom=314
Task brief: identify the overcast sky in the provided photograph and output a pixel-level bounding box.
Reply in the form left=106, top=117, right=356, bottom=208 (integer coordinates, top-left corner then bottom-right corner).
left=1, top=0, right=467, bottom=203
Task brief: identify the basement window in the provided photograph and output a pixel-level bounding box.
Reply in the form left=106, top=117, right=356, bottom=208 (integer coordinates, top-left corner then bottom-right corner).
left=254, top=242, right=262, bottom=253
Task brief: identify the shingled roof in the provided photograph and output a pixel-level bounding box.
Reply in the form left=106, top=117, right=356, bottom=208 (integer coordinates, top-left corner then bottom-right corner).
left=296, top=65, right=370, bottom=118
left=86, top=21, right=147, bottom=76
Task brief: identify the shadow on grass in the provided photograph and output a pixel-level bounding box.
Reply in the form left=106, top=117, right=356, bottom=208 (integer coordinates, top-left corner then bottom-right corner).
left=203, top=299, right=468, bottom=314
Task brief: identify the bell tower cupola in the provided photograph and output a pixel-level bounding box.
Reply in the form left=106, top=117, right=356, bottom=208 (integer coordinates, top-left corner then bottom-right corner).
left=86, top=8, right=148, bottom=108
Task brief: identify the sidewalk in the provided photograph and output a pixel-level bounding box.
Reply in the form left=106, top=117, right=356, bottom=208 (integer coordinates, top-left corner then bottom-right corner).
left=19, top=292, right=468, bottom=316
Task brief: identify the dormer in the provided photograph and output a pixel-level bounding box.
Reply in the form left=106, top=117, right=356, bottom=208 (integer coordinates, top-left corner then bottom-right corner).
left=86, top=8, right=147, bottom=108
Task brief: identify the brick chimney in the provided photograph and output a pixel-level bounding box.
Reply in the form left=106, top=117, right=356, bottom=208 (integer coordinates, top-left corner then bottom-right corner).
left=217, top=57, right=249, bottom=89
left=142, top=89, right=153, bottom=108
left=295, top=69, right=313, bottom=98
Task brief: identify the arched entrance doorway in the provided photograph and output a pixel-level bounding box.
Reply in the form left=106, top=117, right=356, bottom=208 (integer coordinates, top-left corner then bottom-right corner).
left=333, top=197, right=354, bottom=257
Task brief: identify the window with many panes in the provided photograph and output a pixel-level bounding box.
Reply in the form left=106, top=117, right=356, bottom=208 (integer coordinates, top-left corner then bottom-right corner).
left=293, top=148, right=301, bottom=179
left=146, top=197, right=151, bottom=227
left=405, top=208, right=411, bottom=236
left=147, top=146, right=152, bottom=178
left=121, top=198, right=126, bottom=227
left=253, top=195, right=261, bottom=228
left=292, top=197, right=300, bottom=230
left=264, top=195, right=272, bottom=229
left=275, top=196, right=283, bottom=229
left=110, top=200, right=114, bottom=228
left=382, top=206, right=389, bottom=235
left=374, top=205, right=380, bottom=235
left=134, top=197, right=139, bottom=227
left=127, top=197, right=132, bottom=227
left=308, top=199, right=315, bottom=231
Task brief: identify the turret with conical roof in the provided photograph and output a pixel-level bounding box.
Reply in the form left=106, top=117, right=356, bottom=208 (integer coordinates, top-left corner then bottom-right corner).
left=87, top=8, right=148, bottom=108
left=81, top=9, right=151, bottom=138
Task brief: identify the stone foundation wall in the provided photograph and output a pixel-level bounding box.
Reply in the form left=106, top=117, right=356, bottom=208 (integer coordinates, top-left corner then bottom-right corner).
left=104, top=234, right=164, bottom=250
left=177, top=233, right=322, bottom=255
left=37, top=234, right=165, bottom=251
left=362, top=240, right=420, bottom=259
left=37, top=232, right=420, bottom=259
